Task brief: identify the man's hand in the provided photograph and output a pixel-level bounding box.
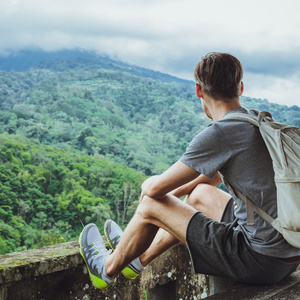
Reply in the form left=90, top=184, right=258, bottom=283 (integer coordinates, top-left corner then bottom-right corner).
left=140, top=175, right=160, bottom=202
left=201, top=172, right=222, bottom=186
left=170, top=172, right=222, bottom=198
left=139, top=161, right=199, bottom=201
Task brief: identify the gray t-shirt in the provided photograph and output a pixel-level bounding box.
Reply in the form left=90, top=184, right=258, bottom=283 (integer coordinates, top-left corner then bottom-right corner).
left=181, top=107, right=300, bottom=258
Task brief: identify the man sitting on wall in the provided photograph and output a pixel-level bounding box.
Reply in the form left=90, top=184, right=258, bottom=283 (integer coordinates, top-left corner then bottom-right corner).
left=79, top=52, right=300, bottom=289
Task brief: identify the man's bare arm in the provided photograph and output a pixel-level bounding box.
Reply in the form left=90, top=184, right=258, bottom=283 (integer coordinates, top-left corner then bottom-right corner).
left=140, top=160, right=200, bottom=200
left=170, top=172, right=222, bottom=198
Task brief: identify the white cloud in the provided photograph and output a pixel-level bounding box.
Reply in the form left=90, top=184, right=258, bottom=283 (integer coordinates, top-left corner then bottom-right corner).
left=244, top=72, right=300, bottom=107
left=1, top=0, right=300, bottom=106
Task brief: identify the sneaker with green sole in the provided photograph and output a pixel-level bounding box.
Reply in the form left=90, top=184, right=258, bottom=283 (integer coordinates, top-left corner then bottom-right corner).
left=79, top=223, right=115, bottom=289
left=104, top=219, right=143, bottom=280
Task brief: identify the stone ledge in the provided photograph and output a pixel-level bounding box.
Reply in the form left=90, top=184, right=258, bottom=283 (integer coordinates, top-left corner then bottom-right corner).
left=0, top=241, right=81, bottom=285
left=207, top=270, right=300, bottom=300
left=1, top=241, right=299, bottom=300
left=0, top=241, right=209, bottom=300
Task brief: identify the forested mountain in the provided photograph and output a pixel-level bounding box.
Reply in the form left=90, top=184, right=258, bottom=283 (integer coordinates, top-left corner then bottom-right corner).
left=0, top=51, right=207, bottom=176
left=0, top=50, right=299, bottom=254
left=1, top=50, right=299, bottom=175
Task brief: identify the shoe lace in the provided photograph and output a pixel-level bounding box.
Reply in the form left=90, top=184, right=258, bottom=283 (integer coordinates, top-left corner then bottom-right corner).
left=93, top=240, right=112, bottom=258
left=89, top=240, right=112, bottom=271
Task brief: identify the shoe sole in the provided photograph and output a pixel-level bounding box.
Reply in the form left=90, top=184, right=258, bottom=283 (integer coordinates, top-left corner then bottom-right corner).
left=104, top=225, right=139, bottom=280
left=79, top=231, right=109, bottom=289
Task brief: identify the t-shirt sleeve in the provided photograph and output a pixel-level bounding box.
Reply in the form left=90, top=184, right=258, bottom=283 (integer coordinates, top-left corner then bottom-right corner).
left=180, top=122, right=232, bottom=178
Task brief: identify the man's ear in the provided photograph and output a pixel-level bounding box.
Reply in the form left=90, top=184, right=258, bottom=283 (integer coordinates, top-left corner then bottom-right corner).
left=239, top=81, right=244, bottom=96
left=196, top=83, right=203, bottom=98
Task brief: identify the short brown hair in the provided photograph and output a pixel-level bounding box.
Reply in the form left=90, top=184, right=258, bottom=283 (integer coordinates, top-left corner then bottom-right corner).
left=194, top=52, right=243, bottom=100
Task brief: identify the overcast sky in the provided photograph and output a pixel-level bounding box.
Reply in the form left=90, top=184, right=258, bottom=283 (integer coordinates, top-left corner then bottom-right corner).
left=1, top=0, right=300, bottom=106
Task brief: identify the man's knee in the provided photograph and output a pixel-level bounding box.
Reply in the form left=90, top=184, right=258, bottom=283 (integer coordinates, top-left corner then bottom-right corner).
left=136, top=195, right=156, bottom=220
left=186, top=183, right=215, bottom=209
left=186, top=183, right=214, bottom=206
left=136, top=194, right=175, bottom=222
left=186, top=183, right=230, bottom=220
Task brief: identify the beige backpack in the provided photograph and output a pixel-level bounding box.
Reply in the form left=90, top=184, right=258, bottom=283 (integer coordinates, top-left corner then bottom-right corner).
left=223, top=110, right=300, bottom=248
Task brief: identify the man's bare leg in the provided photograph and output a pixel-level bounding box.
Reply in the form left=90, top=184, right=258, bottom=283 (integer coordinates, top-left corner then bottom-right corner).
left=139, top=183, right=231, bottom=266
left=105, top=193, right=197, bottom=278
left=106, top=183, right=231, bottom=277
left=138, top=228, right=179, bottom=266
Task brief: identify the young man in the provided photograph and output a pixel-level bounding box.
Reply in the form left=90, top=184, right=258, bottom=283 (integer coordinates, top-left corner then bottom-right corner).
left=79, top=53, right=300, bottom=289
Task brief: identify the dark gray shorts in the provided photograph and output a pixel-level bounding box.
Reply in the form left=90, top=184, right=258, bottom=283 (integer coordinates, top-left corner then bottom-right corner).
left=185, top=198, right=299, bottom=285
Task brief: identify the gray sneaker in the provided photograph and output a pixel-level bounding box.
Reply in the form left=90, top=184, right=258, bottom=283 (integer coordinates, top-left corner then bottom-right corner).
left=79, top=223, right=115, bottom=289
left=104, top=219, right=143, bottom=280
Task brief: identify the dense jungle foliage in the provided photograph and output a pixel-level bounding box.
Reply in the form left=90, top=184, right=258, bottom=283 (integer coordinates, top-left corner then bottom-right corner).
left=0, top=51, right=299, bottom=254
left=0, top=133, right=146, bottom=254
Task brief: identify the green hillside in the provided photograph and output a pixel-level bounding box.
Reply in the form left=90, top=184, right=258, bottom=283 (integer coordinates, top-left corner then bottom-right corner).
left=0, top=51, right=299, bottom=254
left=0, top=133, right=145, bottom=254
left=0, top=56, right=208, bottom=176
left=1, top=54, right=299, bottom=176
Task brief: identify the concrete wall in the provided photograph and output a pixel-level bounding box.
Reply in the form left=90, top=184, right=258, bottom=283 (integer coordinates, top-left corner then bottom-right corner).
left=2, top=240, right=298, bottom=300
left=0, top=240, right=221, bottom=300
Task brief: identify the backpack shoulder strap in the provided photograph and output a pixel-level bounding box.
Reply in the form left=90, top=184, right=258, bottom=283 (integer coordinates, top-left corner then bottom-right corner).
left=223, top=111, right=259, bottom=127
left=224, top=180, right=276, bottom=226
left=223, top=109, right=275, bottom=127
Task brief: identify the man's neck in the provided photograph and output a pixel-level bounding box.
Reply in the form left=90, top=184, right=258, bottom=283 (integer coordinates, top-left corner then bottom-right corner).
left=204, top=97, right=242, bottom=121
